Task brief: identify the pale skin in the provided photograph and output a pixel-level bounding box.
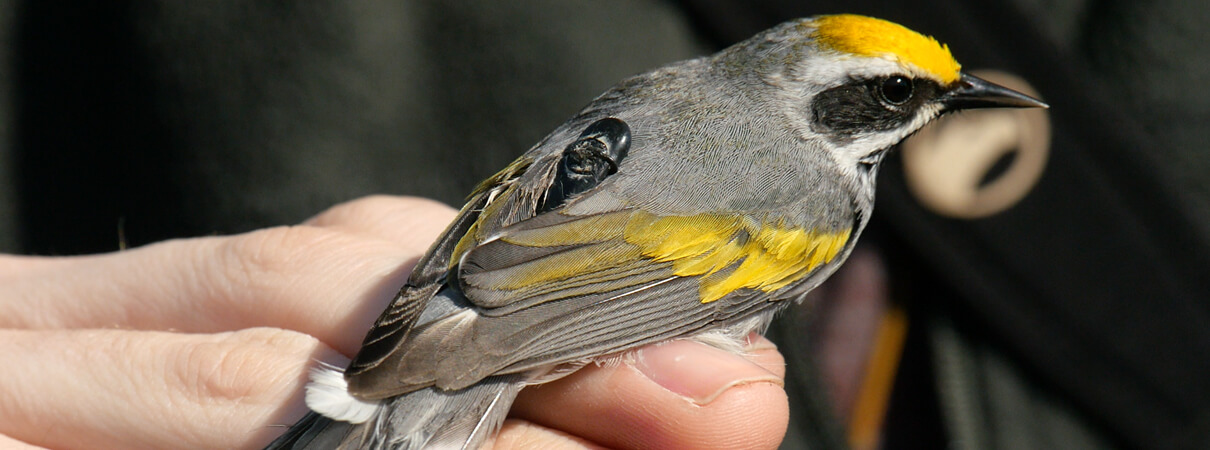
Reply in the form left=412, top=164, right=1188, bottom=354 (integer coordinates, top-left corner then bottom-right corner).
left=0, top=195, right=789, bottom=449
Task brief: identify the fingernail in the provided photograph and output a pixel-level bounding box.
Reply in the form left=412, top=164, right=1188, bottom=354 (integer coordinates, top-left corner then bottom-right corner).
left=633, top=340, right=784, bottom=406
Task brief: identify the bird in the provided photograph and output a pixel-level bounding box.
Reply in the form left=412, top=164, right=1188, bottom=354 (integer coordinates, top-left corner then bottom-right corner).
left=266, top=13, right=1046, bottom=450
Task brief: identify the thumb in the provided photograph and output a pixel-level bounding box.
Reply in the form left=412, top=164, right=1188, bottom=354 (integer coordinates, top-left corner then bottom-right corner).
left=510, top=337, right=788, bottom=449
left=633, top=337, right=785, bottom=406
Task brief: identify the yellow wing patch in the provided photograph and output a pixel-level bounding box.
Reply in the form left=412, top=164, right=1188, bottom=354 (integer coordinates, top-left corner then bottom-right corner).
left=623, top=212, right=851, bottom=303
left=475, top=211, right=851, bottom=305
left=811, top=14, right=961, bottom=84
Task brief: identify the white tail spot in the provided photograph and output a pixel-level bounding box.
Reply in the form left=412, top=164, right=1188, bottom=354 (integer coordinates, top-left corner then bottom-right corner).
left=304, top=363, right=382, bottom=424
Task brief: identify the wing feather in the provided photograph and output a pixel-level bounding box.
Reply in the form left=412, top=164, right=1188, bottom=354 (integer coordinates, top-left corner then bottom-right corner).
left=347, top=208, right=855, bottom=396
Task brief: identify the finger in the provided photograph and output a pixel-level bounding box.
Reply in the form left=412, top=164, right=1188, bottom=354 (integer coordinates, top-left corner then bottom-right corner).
left=0, top=231, right=410, bottom=355
left=0, top=328, right=338, bottom=450
left=0, top=197, right=455, bottom=355
left=511, top=339, right=789, bottom=450
left=0, top=433, right=46, bottom=449
left=0, top=255, right=68, bottom=280
left=303, top=195, right=456, bottom=248
left=744, top=333, right=787, bottom=379
left=489, top=419, right=605, bottom=450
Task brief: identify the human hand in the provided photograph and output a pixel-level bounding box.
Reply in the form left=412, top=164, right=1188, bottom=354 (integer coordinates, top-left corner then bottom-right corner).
left=0, top=196, right=788, bottom=449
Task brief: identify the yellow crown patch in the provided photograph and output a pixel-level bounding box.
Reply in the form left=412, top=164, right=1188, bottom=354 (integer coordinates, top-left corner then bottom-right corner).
left=811, top=14, right=961, bottom=84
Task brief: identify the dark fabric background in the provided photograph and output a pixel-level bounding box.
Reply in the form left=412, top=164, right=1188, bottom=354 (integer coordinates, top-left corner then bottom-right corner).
left=2, top=1, right=1207, bottom=448
left=5, top=1, right=708, bottom=254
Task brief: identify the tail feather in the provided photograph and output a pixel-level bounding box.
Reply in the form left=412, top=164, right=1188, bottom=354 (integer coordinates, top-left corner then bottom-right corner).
left=266, top=375, right=523, bottom=450
left=266, top=412, right=358, bottom=449
left=369, top=375, right=522, bottom=449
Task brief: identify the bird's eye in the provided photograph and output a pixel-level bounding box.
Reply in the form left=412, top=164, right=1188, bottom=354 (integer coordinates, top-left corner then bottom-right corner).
left=878, top=76, right=914, bottom=105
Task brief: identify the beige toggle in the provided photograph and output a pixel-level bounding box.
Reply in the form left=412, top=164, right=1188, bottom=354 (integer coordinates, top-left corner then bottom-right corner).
left=901, top=70, right=1051, bottom=219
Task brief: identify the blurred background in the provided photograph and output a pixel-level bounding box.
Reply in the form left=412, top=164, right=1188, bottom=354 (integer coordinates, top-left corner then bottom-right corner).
left=1, top=1, right=1208, bottom=449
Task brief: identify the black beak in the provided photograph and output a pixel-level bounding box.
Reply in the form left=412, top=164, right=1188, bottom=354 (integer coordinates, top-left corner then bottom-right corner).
left=941, top=72, right=1049, bottom=111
